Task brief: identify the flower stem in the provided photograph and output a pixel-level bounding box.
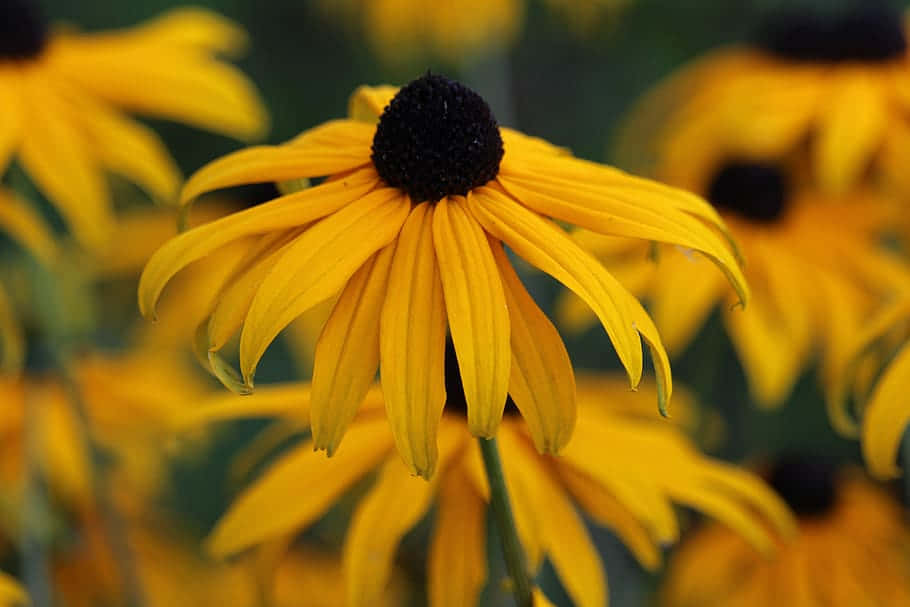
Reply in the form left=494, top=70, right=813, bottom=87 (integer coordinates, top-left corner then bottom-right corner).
left=22, top=386, right=53, bottom=607
left=477, top=437, right=533, bottom=607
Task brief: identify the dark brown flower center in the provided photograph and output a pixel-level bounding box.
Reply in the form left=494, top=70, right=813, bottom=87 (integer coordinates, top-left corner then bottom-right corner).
left=707, top=162, right=788, bottom=224
left=768, top=456, right=838, bottom=518
left=371, top=73, right=504, bottom=204
left=755, top=3, right=906, bottom=63
left=1, top=0, right=48, bottom=61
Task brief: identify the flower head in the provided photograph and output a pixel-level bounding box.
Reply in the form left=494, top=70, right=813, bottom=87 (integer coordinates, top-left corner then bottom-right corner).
left=0, top=3, right=267, bottom=249
left=141, top=75, right=747, bottom=477
left=660, top=458, right=910, bottom=607
left=176, top=370, right=794, bottom=607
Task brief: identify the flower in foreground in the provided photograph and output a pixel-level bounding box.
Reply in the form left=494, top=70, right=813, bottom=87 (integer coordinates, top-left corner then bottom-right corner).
left=618, top=3, right=910, bottom=194
left=0, top=2, right=267, bottom=249
left=660, top=458, right=910, bottom=606
left=175, top=367, right=794, bottom=607
left=141, top=75, right=747, bottom=477
left=561, top=160, right=910, bottom=410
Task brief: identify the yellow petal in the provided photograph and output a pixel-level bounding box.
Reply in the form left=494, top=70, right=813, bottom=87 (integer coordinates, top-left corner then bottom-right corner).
left=173, top=383, right=313, bottom=430
left=814, top=71, right=887, bottom=193
left=533, top=589, right=557, bottom=607
left=138, top=169, right=377, bottom=318
left=347, top=85, right=398, bottom=123
left=180, top=122, right=374, bottom=205
left=433, top=197, right=510, bottom=437
left=344, top=456, right=438, bottom=607
left=428, top=467, right=487, bottom=607
left=19, top=73, right=110, bottom=249
left=207, top=418, right=393, bottom=556
left=310, top=245, right=394, bottom=455
left=114, top=7, right=250, bottom=53
left=380, top=203, right=448, bottom=478
left=0, top=71, right=22, bottom=175
left=497, top=163, right=748, bottom=307
left=863, top=341, right=910, bottom=479
left=0, top=572, right=26, bottom=606
left=0, top=285, right=23, bottom=373
left=469, top=188, right=644, bottom=392
left=239, top=189, right=409, bottom=387
left=71, top=88, right=181, bottom=203
left=491, top=241, right=576, bottom=453
left=0, top=189, right=58, bottom=264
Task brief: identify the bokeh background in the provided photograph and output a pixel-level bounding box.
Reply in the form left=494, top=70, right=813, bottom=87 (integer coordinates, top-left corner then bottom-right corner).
left=14, top=0, right=910, bottom=605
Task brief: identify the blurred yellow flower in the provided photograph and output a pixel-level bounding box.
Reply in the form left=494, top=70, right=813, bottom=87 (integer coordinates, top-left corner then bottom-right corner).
left=0, top=573, right=25, bottom=607
left=176, top=369, right=794, bottom=607
left=562, top=161, right=910, bottom=410
left=0, top=3, right=267, bottom=249
left=141, top=76, right=748, bottom=478
left=619, top=4, right=910, bottom=195
left=318, top=0, right=523, bottom=64
left=660, top=460, right=910, bottom=607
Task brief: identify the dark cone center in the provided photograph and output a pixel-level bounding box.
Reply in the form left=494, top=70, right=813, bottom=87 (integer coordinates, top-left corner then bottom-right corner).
left=1, top=0, right=48, bottom=60
left=444, top=338, right=517, bottom=418
left=768, top=456, right=838, bottom=518
left=755, top=4, right=906, bottom=63
left=371, top=73, right=504, bottom=204
left=707, top=162, right=788, bottom=224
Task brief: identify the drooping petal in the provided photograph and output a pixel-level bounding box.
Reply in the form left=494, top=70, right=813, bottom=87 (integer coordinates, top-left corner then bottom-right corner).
left=180, top=121, right=374, bottom=205
left=311, top=245, right=395, bottom=455
left=347, top=85, right=399, bottom=123
left=239, top=189, right=409, bottom=387
left=207, top=418, right=393, bottom=556
left=863, top=341, right=910, bottom=479
left=105, top=7, right=251, bottom=53
left=138, top=170, right=377, bottom=318
left=428, top=467, right=487, bottom=607
left=173, top=383, right=314, bottom=430
left=814, top=71, right=887, bottom=193
left=491, top=241, right=576, bottom=453
left=380, top=203, right=448, bottom=478
left=433, top=197, right=510, bottom=437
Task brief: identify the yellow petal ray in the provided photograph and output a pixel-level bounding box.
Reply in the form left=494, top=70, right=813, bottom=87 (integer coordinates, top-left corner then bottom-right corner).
left=469, top=188, right=641, bottom=384
left=344, top=431, right=464, bottom=607
left=433, top=197, right=511, bottom=438
left=0, top=285, right=23, bottom=373
left=493, top=432, right=544, bottom=571
left=497, top=165, right=748, bottom=306
left=51, top=42, right=268, bottom=141
left=558, top=465, right=661, bottom=571
left=310, top=245, right=394, bottom=455
left=814, top=71, right=887, bottom=193
left=698, top=461, right=797, bottom=538
left=428, top=467, right=487, bottom=607
left=206, top=230, right=302, bottom=352
left=109, top=7, right=250, bottom=53
left=0, top=189, right=58, bottom=264
left=181, top=121, right=374, bottom=205
left=69, top=88, right=181, bottom=203
left=533, top=590, right=557, bottom=607
left=347, top=85, right=398, bottom=123
left=207, top=418, right=393, bottom=556
left=138, top=169, right=377, bottom=318
left=0, top=571, right=26, bottom=606
left=18, top=74, right=110, bottom=249
left=173, top=383, right=314, bottom=430
left=0, top=72, right=22, bottom=174
left=491, top=241, right=576, bottom=453
left=533, top=464, right=606, bottom=607
left=239, top=190, right=410, bottom=387
left=380, top=203, right=448, bottom=478
left=863, top=341, right=910, bottom=479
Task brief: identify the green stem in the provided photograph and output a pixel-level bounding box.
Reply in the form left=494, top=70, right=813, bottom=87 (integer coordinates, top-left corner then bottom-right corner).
left=57, top=355, right=148, bottom=607
left=478, top=437, right=533, bottom=607
left=22, top=386, right=54, bottom=607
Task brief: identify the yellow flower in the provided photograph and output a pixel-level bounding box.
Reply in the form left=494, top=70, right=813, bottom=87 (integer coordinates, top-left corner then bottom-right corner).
left=0, top=573, right=25, bottom=607
left=620, top=4, right=910, bottom=195
left=660, top=460, right=910, bottom=607
left=140, top=75, right=747, bottom=477
left=0, top=4, right=267, bottom=249
left=176, top=369, right=794, bottom=607
left=832, top=297, right=910, bottom=478
left=561, top=161, right=910, bottom=410
left=317, top=0, right=523, bottom=64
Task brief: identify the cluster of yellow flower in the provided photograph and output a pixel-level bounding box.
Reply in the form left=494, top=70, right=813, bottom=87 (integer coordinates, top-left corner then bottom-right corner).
left=0, top=1, right=909, bottom=606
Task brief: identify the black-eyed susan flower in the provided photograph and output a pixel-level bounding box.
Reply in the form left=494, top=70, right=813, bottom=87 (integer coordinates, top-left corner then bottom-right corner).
left=140, top=75, right=748, bottom=477
left=620, top=3, right=910, bottom=194
left=660, top=458, right=910, bottom=607
left=316, top=0, right=523, bottom=64
left=175, top=359, right=794, bottom=607
left=561, top=160, right=910, bottom=410
left=0, top=2, right=267, bottom=249
left=831, top=297, right=910, bottom=478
